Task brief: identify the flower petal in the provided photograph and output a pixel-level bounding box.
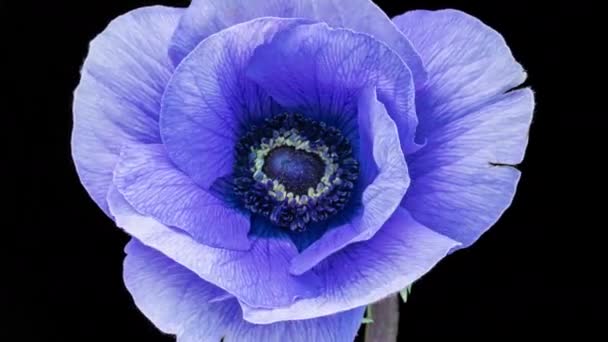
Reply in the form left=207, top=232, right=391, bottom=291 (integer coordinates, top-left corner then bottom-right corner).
left=112, top=143, right=251, bottom=250
left=169, top=0, right=426, bottom=86
left=124, top=239, right=365, bottom=342
left=403, top=89, right=534, bottom=248
left=290, top=87, right=409, bottom=275
left=160, top=18, right=313, bottom=189
left=393, top=9, right=527, bottom=138
left=108, top=187, right=321, bottom=309
left=243, top=207, right=459, bottom=323
left=71, top=6, right=183, bottom=215
left=246, top=22, right=420, bottom=154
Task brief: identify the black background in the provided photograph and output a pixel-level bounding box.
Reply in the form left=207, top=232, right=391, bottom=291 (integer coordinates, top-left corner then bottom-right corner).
left=6, top=0, right=600, bottom=341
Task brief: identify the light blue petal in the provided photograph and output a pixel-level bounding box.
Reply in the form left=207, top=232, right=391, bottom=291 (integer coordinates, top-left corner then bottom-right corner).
left=246, top=22, right=420, bottom=154
left=108, top=187, right=321, bottom=309
left=243, top=208, right=459, bottom=323
left=72, top=6, right=183, bottom=215
left=403, top=89, right=535, bottom=247
left=393, top=9, right=527, bottom=137
left=113, top=144, right=251, bottom=250
left=394, top=9, right=533, bottom=248
left=290, top=87, right=409, bottom=275
left=169, top=0, right=426, bottom=86
left=160, top=18, right=312, bottom=189
left=124, top=239, right=365, bottom=342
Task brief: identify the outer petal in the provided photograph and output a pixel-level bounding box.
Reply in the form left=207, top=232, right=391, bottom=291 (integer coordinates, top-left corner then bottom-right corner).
left=124, top=239, right=365, bottom=342
left=394, top=9, right=533, bottom=247
left=244, top=207, right=459, bottom=323
left=108, top=187, right=321, bottom=309
left=393, top=9, right=527, bottom=137
left=246, top=22, right=420, bottom=154
left=71, top=6, right=183, bottom=215
left=169, top=0, right=426, bottom=86
left=290, top=87, right=409, bottom=275
left=403, top=89, right=535, bottom=247
left=113, top=144, right=251, bottom=250
left=160, top=18, right=312, bottom=189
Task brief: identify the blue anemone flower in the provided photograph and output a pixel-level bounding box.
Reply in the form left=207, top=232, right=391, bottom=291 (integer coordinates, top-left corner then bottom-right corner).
left=72, top=1, right=534, bottom=341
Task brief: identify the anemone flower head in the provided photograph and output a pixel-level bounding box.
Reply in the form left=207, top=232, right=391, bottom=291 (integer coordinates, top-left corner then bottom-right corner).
left=72, top=1, right=534, bottom=341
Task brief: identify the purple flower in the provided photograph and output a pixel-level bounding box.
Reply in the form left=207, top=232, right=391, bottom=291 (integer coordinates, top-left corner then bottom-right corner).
left=72, top=1, right=534, bottom=341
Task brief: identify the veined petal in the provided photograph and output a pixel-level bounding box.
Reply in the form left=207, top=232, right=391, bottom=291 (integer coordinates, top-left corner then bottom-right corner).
left=160, top=18, right=313, bottom=189
left=394, top=9, right=533, bottom=248
left=403, top=89, right=535, bottom=247
left=169, top=0, right=426, bottom=86
left=290, top=87, right=409, bottom=275
left=113, top=144, right=251, bottom=250
left=72, top=6, right=183, bottom=215
left=393, top=9, right=527, bottom=138
left=124, top=239, right=365, bottom=342
left=246, top=22, right=420, bottom=154
left=244, top=208, right=459, bottom=323
left=108, top=187, right=321, bottom=309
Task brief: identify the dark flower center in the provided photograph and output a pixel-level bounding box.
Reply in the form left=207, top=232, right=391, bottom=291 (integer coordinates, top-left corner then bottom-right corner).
left=262, top=146, right=325, bottom=195
left=234, top=113, right=359, bottom=232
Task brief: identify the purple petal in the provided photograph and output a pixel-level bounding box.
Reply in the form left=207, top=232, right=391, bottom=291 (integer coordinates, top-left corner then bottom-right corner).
left=243, top=207, right=459, bottom=323
left=160, top=18, right=313, bottom=189
left=107, top=187, right=321, bottom=309
left=290, top=87, right=409, bottom=275
left=124, top=239, right=365, bottom=342
left=247, top=22, right=420, bottom=154
left=403, top=89, right=535, bottom=248
left=71, top=6, right=183, bottom=215
left=112, top=143, right=251, bottom=250
left=393, top=9, right=527, bottom=138
left=169, top=0, right=426, bottom=86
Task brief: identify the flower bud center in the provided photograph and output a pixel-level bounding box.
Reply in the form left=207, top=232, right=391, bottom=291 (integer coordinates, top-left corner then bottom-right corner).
left=233, top=113, right=359, bottom=232
left=263, top=146, right=325, bottom=195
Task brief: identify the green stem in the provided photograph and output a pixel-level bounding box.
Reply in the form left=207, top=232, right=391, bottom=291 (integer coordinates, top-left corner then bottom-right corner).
left=364, top=294, right=400, bottom=342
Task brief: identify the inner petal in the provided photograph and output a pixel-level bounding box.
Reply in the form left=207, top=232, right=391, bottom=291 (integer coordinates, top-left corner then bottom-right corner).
left=159, top=18, right=313, bottom=190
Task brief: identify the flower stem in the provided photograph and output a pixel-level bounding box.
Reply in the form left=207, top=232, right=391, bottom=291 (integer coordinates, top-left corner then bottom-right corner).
left=364, top=294, right=400, bottom=342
